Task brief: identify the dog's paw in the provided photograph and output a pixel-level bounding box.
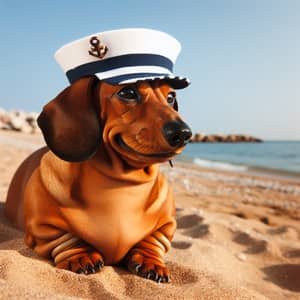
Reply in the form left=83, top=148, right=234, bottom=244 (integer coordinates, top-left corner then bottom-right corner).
left=127, top=254, right=170, bottom=283
left=56, top=251, right=104, bottom=275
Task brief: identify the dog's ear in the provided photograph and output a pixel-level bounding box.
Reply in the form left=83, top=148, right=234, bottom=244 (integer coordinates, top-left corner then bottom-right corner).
left=38, top=76, right=101, bottom=162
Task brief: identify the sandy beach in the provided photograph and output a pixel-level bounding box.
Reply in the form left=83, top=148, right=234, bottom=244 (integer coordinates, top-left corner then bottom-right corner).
left=0, top=130, right=299, bottom=299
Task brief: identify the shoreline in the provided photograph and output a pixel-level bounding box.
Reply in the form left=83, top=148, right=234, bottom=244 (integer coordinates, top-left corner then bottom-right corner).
left=162, top=161, right=300, bottom=197
left=175, top=156, right=300, bottom=183
left=246, top=165, right=300, bottom=183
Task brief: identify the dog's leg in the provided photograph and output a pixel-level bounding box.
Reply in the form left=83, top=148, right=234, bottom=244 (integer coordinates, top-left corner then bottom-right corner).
left=125, top=222, right=175, bottom=283
left=25, top=231, right=104, bottom=275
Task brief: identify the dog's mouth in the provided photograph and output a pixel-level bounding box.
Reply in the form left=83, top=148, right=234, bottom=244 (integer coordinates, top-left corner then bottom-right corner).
left=115, top=134, right=175, bottom=159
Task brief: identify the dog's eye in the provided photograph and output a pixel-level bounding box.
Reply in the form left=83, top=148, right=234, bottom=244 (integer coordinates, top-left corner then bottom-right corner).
left=167, top=92, right=176, bottom=107
left=117, top=86, right=139, bottom=102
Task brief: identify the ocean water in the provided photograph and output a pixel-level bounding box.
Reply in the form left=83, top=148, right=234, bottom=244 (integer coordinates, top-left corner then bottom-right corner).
left=176, top=141, right=300, bottom=180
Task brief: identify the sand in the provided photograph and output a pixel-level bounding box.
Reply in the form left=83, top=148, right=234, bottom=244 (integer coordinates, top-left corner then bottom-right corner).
left=0, top=130, right=299, bottom=299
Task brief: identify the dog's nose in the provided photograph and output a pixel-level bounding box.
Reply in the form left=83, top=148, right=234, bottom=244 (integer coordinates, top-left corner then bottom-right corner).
left=162, top=121, right=192, bottom=148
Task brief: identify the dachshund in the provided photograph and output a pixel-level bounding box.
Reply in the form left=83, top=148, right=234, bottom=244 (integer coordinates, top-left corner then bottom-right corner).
left=4, top=76, right=192, bottom=283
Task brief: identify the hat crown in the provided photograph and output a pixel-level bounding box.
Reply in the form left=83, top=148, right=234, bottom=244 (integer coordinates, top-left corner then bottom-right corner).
left=55, top=28, right=181, bottom=71
left=54, top=28, right=189, bottom=89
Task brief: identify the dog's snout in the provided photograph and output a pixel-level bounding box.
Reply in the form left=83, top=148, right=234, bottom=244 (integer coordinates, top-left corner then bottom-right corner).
left=162, top=121, right=192, bottom=148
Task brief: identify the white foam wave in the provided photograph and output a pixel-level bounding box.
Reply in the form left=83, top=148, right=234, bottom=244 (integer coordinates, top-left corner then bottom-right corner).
left=193, top=158, right=248, bottom=172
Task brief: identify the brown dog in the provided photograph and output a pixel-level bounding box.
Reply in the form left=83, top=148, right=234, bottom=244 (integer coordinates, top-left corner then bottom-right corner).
left=4, top=76, right=192, bottom=283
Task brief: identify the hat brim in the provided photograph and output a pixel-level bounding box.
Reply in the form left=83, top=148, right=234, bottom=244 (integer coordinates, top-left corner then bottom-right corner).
left=96, top=73, right=190, bottom=89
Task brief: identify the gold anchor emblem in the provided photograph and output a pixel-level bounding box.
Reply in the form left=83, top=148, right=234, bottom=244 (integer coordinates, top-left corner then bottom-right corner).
left=88, top=36, right=108, bottom=59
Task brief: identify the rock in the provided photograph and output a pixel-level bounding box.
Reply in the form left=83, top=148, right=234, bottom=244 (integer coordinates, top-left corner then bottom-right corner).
left=0, top=120, right=11, bottom=130
left=191, top=132, right=263, bottom=143
left=225, top=134, right=237, bottom=142
left=26, top=112, right=39, bottom=124
left=191, top=132, right=205, bottom=142
left=203, top=135, right=219, bottom=142
left=9, top=116, right=26, bottom=131
left=0, top=109, right=10, bottom=124
left=0, top=107, right=39, bottom=134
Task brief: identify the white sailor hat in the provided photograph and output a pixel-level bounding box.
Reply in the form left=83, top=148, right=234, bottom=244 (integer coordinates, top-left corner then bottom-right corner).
left=55, top=28, right=190, bottom=89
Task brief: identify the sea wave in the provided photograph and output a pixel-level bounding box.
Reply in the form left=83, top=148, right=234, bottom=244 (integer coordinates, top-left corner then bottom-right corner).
left=193, top=158, right=248, bottom=172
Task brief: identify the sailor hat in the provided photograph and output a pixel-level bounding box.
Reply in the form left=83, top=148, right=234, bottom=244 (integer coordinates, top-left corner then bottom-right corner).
left=55, top=28, right=190, bottom=89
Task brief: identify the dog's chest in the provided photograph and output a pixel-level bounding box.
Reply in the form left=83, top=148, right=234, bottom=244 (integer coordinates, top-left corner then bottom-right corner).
left=63, top=166, right=169, bottom=264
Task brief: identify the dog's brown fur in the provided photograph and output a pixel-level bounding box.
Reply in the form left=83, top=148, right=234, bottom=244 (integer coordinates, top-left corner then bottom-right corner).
left=5, top=76, right=190, bottom=282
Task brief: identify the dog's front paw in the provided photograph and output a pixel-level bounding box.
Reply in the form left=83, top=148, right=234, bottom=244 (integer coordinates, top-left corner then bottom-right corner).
left=56, top=251, right=104, bottom=275
left=127, top=253, right=170, bottom=283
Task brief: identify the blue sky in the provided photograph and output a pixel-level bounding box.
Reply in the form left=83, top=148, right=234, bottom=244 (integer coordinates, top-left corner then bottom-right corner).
left=0, top=0, right=299, bottom=140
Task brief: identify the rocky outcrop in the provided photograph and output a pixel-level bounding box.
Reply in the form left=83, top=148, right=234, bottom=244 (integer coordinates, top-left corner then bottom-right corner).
left=190, top=132, right=262, bottom=143
left=0, top=108, right=40, bottom=134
